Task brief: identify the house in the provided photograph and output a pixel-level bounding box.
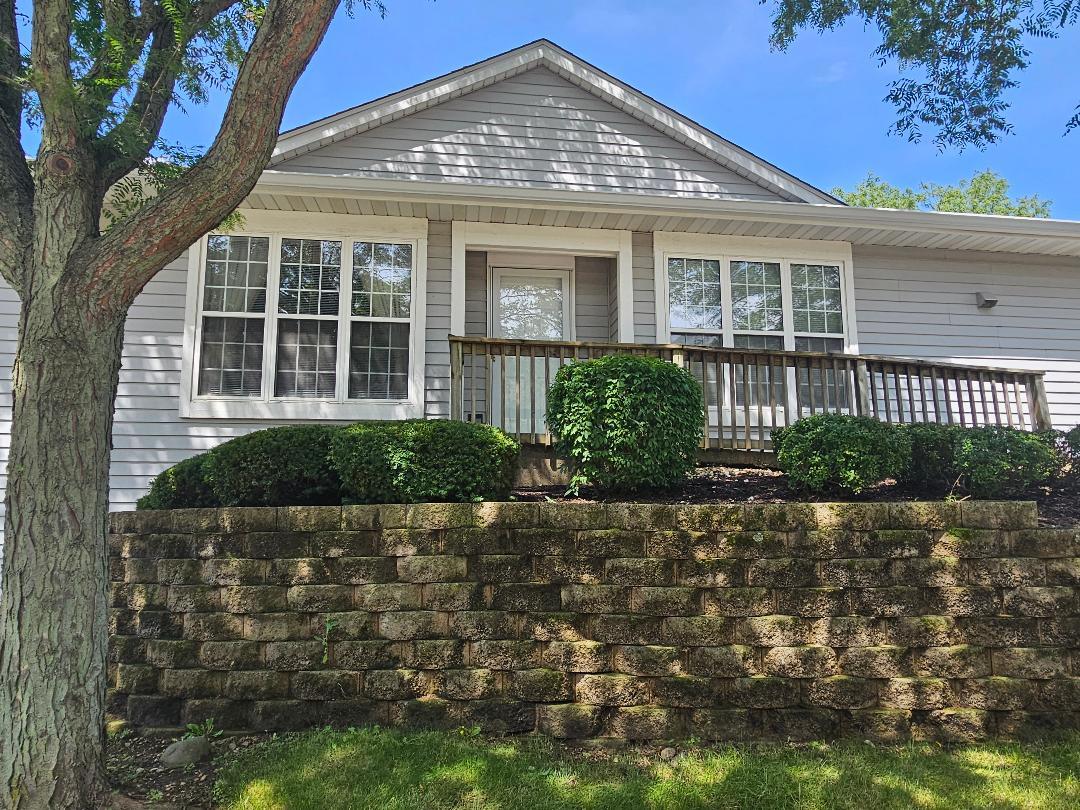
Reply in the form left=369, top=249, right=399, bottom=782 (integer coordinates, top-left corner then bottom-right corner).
left=3, top=39, right=1080, bottom=515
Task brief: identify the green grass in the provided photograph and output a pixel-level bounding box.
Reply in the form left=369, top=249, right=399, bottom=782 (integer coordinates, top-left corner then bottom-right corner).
left=213, top=727, right=1080, bottom=810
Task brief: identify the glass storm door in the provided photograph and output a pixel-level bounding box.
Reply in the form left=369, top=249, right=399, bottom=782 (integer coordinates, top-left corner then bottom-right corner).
left=490, top=269, right=572, bottom=436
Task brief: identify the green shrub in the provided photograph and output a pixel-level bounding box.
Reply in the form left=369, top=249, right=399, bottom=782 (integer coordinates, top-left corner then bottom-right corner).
left=951, top=426, right=1061, bottom=498
left=901, top=422, right=965, bottom=492
left=136, top=453, right=218, bottom=510
left=1066, top=426, right=1080, bottom=458
left=773, top=414, right=912, bottom=495
left=545, top=354, right=703, bottom=493
left=331, top=420, right=519, bottom=503
left=204, top=425, right=342, bottom=507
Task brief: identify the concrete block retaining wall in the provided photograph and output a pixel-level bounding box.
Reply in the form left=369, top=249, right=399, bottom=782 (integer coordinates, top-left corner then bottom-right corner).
left=107, top=501, right=1080, bottom=742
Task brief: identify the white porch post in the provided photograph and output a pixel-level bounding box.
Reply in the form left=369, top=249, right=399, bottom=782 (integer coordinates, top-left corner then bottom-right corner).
left=450, top=221, right=467, bottom=336
left=617, top=231, right=635, bottom=343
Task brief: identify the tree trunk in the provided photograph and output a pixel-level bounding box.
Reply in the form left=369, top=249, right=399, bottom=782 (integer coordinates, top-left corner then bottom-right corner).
left=0, top=278, right=125, bottom=809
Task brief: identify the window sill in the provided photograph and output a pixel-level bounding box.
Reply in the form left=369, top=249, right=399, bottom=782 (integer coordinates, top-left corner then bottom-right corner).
left=179, top=397, right=424, bottom=421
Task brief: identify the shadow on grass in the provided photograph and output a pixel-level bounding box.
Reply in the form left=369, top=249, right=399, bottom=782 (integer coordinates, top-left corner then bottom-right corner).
left=213, top=727, right=1080, bottom=810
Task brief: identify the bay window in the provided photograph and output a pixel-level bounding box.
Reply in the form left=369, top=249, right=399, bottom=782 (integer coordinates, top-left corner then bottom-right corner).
left=181, top=212, right=427, bottom=420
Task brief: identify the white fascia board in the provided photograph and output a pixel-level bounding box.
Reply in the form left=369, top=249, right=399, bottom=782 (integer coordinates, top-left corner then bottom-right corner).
left=254, top=172, right=1080, bottom=248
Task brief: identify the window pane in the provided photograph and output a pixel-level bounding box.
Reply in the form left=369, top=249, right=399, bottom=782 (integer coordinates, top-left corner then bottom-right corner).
left=668, top=257, right=722, bottom=330
left=277, top=239, right=341, bottom=316
left=274, top=319, right=337, bottom=398
left=730, top=260, right=782, bottom=332
left=349, top=321, right=410, bottom=399
left=353, top=242, right=413, bottom=317
left=198, top=316, right=263, bottom=397
left=202, top=235, right=268, bottom=314
left=792, top=263, right=843, bottom=336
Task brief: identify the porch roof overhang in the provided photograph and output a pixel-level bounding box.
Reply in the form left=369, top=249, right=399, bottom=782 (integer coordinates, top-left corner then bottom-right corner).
left=253, top=172, right=1080, bottom=259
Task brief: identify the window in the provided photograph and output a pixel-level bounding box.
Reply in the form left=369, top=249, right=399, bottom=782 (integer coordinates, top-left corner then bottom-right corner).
left=183, top=213, right=426, bottom=420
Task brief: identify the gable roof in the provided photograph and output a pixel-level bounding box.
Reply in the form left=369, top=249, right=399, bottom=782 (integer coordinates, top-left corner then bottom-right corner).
left=271, top=39, right=839, bottom=205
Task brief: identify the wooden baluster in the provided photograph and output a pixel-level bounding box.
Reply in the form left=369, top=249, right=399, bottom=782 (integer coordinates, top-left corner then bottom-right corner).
left=700, top=350, right=711, bottom=450
left=845, top=358, right=857, bottom=414
left=918, top=367, right=929, bottom=423
left=806, top=357, right=818, bottom=416
left=714, top=353, right=725, bottom=450
left=769, top=355, right=780, bottom=439
left=450, top=340, right=463, bottom=421
left=740, top=354, right=752, bottom=449
left=728, top=351, right=738, bottom=448
left=881, top=363, right=893, bottom=423
left=830, top=357, right=841, bottom=414
left=972, top=371, right=980, bottom=427
left=891, top=364, right=904, bottom=423
left=927, top=366, right=941, bottom=423
left=498, top=343, right=507, bottom=433
left=993, top=373, right=1010, bottom=427
left=867, top=361, right=879, bottom=419
left=942, top=368, right=955, bottom=425
left=755, top=355, right=765, bottom=450
left=1031, top=374, right=1052, bottom=431
left=977, top=372, right=990, bottom=426
left=1011, top=376, right=1026, bottom=430
left=468, top=342, right=477, bottom=424
left=905, top=365, right=916, bottom=423
left=989, top=372, right=1002, bottom=425
left=856, top=359, right=871, bottom=417
left=542, top=345, right=551, bottom=443
left=528, top=345, right=537, bottom=444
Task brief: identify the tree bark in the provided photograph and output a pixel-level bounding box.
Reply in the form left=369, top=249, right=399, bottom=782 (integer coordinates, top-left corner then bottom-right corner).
left=0, top=279, right=125, bottom=808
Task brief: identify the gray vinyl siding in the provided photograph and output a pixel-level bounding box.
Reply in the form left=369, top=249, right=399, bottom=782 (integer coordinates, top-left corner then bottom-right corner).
left=276, top=68, right=787, bottom=202
left=632, top=232, right=657, bottom=343
left=851, top=245, right=1080, bottom=429
left=574, top=257, right=615, bottom=342
left=424, top=221, right=452, bottom=418
left=464, top=251, right=488, bottom=338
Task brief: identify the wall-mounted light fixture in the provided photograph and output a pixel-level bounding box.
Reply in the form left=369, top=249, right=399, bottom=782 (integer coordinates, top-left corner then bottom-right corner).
left=975, top=292, right=999, bottom=310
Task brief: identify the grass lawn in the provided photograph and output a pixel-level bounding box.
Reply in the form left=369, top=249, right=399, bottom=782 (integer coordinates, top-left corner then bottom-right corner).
left=213, top=727, right=1080, bottom=810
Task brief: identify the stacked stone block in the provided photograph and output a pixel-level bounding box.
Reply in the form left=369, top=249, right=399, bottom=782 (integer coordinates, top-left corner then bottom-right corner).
left=108, top=500, right=1080, bottom=741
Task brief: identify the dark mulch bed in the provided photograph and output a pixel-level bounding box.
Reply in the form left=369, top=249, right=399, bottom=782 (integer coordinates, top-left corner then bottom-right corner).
left=106, top=730, right=264, bottom=808
left=514, top=465, right=1080, bottom=527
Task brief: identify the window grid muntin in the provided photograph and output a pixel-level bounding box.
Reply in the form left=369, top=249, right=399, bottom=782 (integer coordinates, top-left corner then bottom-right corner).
left=197, top=316, right=264, bottom=397
left=667, top=257, right=723, bottom=330
left=193, top=232, right=416, bottom=405
left=730, top=260, right=783, bottom=333
left=202, top=234, right=270, bottom=314
left=277, top=238, right=342, bottom=318
left=791, top=263, right=844, bottom=337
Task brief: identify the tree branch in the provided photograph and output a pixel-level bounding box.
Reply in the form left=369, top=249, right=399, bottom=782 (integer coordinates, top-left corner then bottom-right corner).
left=31, top=0, right=81, bottom=149
left=0, top=0, right=19, bottom=127
left=79, top=0, right=342, bottom=318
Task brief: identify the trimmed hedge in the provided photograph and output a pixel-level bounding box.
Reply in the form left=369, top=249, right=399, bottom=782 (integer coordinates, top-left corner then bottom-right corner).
left=773, top=414, right=912, bottom=495
left=952, top=426, right=1062, bottom=498
left=545, top=354, right=703, bottom=494
left=204, top=425, right=342, bottom=507
left=331, top=420, right=519, bottom=503
left=136, top=454, right=219, bottom=510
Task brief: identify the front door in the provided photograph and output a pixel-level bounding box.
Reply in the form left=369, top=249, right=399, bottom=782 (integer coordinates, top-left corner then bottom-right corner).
left=490, top=268, right=572, bottom=436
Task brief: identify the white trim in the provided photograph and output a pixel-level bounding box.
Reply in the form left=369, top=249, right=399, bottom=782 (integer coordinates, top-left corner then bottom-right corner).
left=269, top=40, right=834, bottom=204
left=652, top=232, right=857, bottom=350
left=450, top=221, right=467, bottom=336
left=616, top=231, right=634, bottom=342
left=179, top=210, right=428, bottom=421
left=255, top=173, right=1080, bottom=258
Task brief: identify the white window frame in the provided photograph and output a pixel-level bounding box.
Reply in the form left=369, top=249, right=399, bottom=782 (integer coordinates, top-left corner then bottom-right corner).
left=653, top=233, right=858, bottom=352
left=180, top=210, right=428, bottom=420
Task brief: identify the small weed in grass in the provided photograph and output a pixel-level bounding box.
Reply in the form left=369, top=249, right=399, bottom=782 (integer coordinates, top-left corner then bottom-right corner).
left=213, top=727, right=1080, bottom=810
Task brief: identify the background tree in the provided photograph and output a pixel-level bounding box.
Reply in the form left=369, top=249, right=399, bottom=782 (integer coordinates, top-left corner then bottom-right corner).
left=764, top=0, right=1080, bottom=150
left=834, top=170, right=1053, bottom=216
left=0, top=2, right=385, bottom=807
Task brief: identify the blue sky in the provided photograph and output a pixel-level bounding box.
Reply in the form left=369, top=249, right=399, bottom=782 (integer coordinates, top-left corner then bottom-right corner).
left=21, top=0, right=1080, bottom=218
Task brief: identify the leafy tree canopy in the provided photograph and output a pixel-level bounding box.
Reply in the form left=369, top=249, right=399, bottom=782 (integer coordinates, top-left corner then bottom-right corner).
left=833, top=170, right=1053, bottom=217
left=764, top=0, right=1080, bottom=150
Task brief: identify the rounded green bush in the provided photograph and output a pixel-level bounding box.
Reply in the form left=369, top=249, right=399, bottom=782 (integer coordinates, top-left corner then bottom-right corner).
left=331, top=419, right=520, bottom=503
left=900, top=422, right=965, bottom=492
left=204, top=425, right=342, bottom=507
left=136, top=453, right=218, bottom=510
left=952, top=425, right=1061, bottom=498
left=545, top=354, right=703, bottom=493
left=773, top=414, right=912, bottom=495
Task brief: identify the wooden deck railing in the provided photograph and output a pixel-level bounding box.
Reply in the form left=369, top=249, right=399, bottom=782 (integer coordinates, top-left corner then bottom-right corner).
left=449, top=336, right=1052, bottom=450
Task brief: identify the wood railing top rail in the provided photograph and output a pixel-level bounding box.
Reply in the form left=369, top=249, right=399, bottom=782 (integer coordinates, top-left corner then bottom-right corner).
left=448, top=335, right=1045, bottom=378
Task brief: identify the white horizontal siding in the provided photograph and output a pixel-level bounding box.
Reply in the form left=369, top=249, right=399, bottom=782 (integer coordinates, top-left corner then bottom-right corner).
left=852, top=245, right=1080, bottom=429
left=425, top=221, right=452, bottom=418
left=574, top=257, right=615, bottom=342
left=276, top=68, right=787, bottom=202
left=632, top=232, right=657, bottom=343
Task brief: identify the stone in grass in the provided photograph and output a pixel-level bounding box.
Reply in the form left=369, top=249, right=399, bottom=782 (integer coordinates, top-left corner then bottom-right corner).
left=160, top=735, right=210, bottom=769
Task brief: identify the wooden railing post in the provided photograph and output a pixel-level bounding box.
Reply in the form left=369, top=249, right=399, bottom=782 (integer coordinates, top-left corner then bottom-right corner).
left=1030, top=374, right=1053, bottom=431
left=855, top=360, right=871, bottom=417
left=449, top=337, right=463, bottom=421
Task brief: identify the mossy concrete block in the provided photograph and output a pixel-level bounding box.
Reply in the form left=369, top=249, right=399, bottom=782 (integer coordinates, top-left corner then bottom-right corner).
left=838, top=646, right=911, bottom=679
left=960, top=501, right=1038, bottom=530
left=605, top=557, right=676, bottom=586
left=738, top=615, right=810, bottom=647
left=689, top=709, right=753, bottom=741
left=671, top=504, right=744, bottom=532
left=924, top=587, right=1000, bottom=617
left=992, top=647, right=1069, bottom=679
left=224, top=671, right=289, bottom=700
left=197, top=641, right=262, bottom=671
left=613, top=645, right=682, bottom=676
left=653, top=675, right=722, bottom=708
left=244, top=613, right=308, bottom=642
left=435, top=668, right=497, bottom=700
left=536, top=556, right=605, bottom=585
left=396, top=555, right=468, bottom=583
left=219, top=507, right=279, bottom=534
left=806, top=676, right=878, bottom=710
left=395, top=697, right=456, bottom=730
left=662, top=616, right=735, bottom=647
left=1012, top=529, right=1080, bottom=559
left=1045, top=558, right=1080, bottom=585
left=115, top=664, right=159, bottom=694
left=267, top=558, right=331, bottom=586
left=728, top=676, right=800, bottom=708
left=561, top=585, right=631, bottom=614
left=915, top=708, right=992, bottom=743
left=847, top=709, right=911, bottom=743
left=747, top=558, right=816, bottom=588
left=542, top=641, right=609, bottom=673
left=575, top=674, right=649, bottom=706
left=880, top=677, right=954, bottom=710
left=887, top=615, right=958, bottom=647
left=808, top=617, right=883, bottom=648
left=250, top=700, right=312, bottom=732
left=775, top=588, right=847, bottom=618
left=889, top=558, right=962, bottom=587
left=378, top=611, right=443, bottom=641
left=474, top=502, right=539, bottom=529
left=167, top=585, right=221, bottom=614
left=423, top=583, right=484, bottom=612
left=817, top=558, right=890, bottom=588
left=279, top=506, right=341, bottom=532
left=286, top=585, right=353, bottom=613
left=510, top=669, right=571, bottom=702
left=406, top=503, right=478, bottom=530
left=292, top=670, right=359, bottom=700
left=633, top=586, right=699, bottom=616
left=590, top=614, right=661, bottom=645
left=145, top=640, right=200, bottom=670
left=470, top=640, right=540, bottom=670
left=964, top=558, right=1045, bottom=587
left=522, top=612, right=588, bottom=642
left=957, top=677, right=1035, bottom=710
left=455, top=699, right=536, bottom=733
left=332, top=556, right=398, bottom=586
left=365, top=669, right=427, bottom=700
left=1038, top=677, right=1080, bottom=709
left=183, top=613, right=244, bottom=642
left=575, top=530, right=647, bottom=557
left=849, top=587, right=924, bottom=618
left=448, top=611, right=519, bottom=641
left=310, top=531, right=377, bottom=559
left=538, top=502, right=609, bottom=530
left=760, top=708, right=842, bottom=742
left=220, top=586, right=287, bottom=614
left=490, top=584, right=561, bottom=612
left=334, top=640, right=398, bottom=670
left=605, top=706, right=683, bottom=740
left=400, top=640, right=465, bottom=670
left=957, top=617, right=1039, bottom=647
left=538, top=703, right=603, bottom=738
left=355, top=583, right=423, bottom=612
left=704, top=588, right=773, bottom=617
left=472, top=554, right=533, bottom=583
left=159, top=669, right=224, bottom=698
left=688, top=645, right=756, bottom=678
left=763, top=646, right=839, bottom=679
left=377, top=529, right=442, bottom=557
left=917, top=645, right=990, bottom=679
left=1002, top=586, right=1075, bottom=618
left=888, top=501, right=961, bottom=530
left=264, top=641, right=322, bottom=671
